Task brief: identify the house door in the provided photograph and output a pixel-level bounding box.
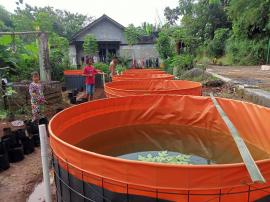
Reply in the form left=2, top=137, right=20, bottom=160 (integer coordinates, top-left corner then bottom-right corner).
left=99, top=48, right=106, bottom=62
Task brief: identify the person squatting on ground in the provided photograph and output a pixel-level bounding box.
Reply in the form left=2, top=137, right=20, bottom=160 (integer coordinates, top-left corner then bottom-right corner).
left=83, top=58, right=101, bottom=101
left=29, top=72, right=46, bottom=122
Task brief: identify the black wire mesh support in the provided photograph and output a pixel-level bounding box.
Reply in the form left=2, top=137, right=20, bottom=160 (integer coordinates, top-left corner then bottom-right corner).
left=248, top=185, right=251, bottom=202
left=54, top=169, right=96, bottom=202
left=102, top=177, right=105, bottom=202
left=51, top=153, right=270, bottom=202
left=81, top=169, right=86, bottom=202
left=126, top=184, right=129, bottom=202
left=219, top=189, right=222, bottom=202
left=66, top=159, right=72, bottom=202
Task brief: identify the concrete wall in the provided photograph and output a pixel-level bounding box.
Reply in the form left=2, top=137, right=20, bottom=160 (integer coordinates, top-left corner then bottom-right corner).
left=119, top=44, right=159, bottom=60
left=76, top=19, right=126, bottom=43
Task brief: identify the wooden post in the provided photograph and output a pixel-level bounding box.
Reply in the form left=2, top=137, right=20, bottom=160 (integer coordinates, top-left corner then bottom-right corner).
left=38, top=32, right=51, bottom=81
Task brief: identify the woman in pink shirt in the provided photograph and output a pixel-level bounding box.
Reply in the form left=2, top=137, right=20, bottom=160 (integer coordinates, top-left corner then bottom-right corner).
left=83, top=58, right=100, bottom=101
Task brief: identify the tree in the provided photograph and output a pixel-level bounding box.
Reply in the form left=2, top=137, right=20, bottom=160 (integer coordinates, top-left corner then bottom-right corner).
left=141, top=22, right=156, bottom=36
left=49, top=33, right=69, bottom=80
left=0, top=6, right=13, bottom=31
left=207, top=28, right=230, bottom=57
left=83, top=34, right=98, bottom=57
left=179, top=0, right=194, bottom=15
left=124, top=24, right=141, bottom=46
left=164, top=7, right=180, bottom=25
left=13, top=2, right=93, bottom=39
left=155, top=31, right=174, bottom=60
left=225, top=0, right=270, bottom=64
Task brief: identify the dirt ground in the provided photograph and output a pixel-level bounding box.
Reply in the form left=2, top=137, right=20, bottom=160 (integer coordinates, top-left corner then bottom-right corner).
left=0, top=88, right=105, bottom=202
left=0, top=147, right=42, bottom=202
left=207, top=65, right=270, bottom=91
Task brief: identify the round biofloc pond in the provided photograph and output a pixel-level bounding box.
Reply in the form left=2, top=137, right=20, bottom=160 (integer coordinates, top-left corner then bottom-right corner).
left=112, top=73, right=174, bottom=82
left=105, top=80, right=202, bottom=97
left=49, top=95, right=270, bottom=202
left=123, top=69, right=166, bottom=75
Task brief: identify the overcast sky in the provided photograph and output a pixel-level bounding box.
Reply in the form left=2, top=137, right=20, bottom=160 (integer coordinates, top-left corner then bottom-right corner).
left=0, top=0, right=179, bottom=26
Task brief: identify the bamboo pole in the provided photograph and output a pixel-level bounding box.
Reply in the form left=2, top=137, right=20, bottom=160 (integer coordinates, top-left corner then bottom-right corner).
left=210, top=93, right=265, bottom=183
left=0, top=31, right=47, bottom=35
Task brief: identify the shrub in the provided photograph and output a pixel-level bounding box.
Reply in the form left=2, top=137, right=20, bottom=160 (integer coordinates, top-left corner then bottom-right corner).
left=116, top=65, right=127, bottom=74
left=172, top=54, right=194, bottom=69
left=164, top=54, right=194, bottom=76
left=156, top=31, right=175, bottom=60
left=207, top=28, right=230, bottom=57
left=94, top=62, right=109, bottom=74
left=83, top=34, right=98, bottom=56
left=226, top=37, right=267, bottom=65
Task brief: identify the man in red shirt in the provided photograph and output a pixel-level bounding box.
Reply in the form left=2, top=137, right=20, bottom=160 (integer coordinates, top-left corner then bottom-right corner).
left=83, top=58, right=100, bottom=101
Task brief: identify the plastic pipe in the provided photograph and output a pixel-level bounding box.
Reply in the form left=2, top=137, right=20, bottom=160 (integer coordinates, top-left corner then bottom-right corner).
left=102, top=73, right=105, bottom=87
left=39, top=124, right=52, bottom=202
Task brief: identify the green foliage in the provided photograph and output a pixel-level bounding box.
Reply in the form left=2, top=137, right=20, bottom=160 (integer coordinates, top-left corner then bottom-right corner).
left=226, top=37, right=267, bottom=65
left=227, top=0, right=270, bottom=39
left=13, top=3, right=93, bottom=38
left=34, top=11, right=55, bottom=32
left=155, top=31, right=175, bottom=60
left=118, top=55, right=132, bottom=67
left=138, top=151, right=190, bottom=164
left=225, top=0, right=270, bottom=64
left=163, top=0, right=270, bottom=65
left=0, top=6, right=13, bottom=31
left=116, top=65, right=127, bottom=74
left=164, top=54, right=194, bottom=76
left=207, top=28, right=230, bottom=57
left=49, top=33, right=70, bottom=81
left=164, top=6, right=180, bottom=25
left=83, top=34, right=98, bottom=56
left=5, top=87, right=17, bottom=96
left=0, top=3, right=93, bottom=82
left=171, top=54, right=194, bottom=70
left=0, top=109, right=8, bottom=120
left=94, top=62, right=109, bottom=74
left=124, top=24, right=141, bottom=46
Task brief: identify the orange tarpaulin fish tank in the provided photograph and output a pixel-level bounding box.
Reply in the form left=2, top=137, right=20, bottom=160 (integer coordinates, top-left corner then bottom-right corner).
left=112, top=73, right=174, bottom=82
left=49, top=95, right=270, bottom=202
left=123, top=69, right=166, bottom=75
left=105, top=80, right=202, bottom=97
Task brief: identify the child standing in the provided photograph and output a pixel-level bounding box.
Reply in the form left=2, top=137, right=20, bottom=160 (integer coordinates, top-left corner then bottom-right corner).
left=109, top=57, right=117, bottom=79
left=29, top=72, right=46, bottom=122
left=83, top=58, right=100, bottom=101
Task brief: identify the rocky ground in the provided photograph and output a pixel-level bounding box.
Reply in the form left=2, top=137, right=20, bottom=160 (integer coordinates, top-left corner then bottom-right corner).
left=207, top=65, right=270, bottom=91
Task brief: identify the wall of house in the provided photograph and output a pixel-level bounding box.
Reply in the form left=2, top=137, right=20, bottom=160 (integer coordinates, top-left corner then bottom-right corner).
left=76, top=19, right=126, bottom=43
left=119, top=44, right=159, bottom=61
left=69, top=44, right=77, bottom=66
